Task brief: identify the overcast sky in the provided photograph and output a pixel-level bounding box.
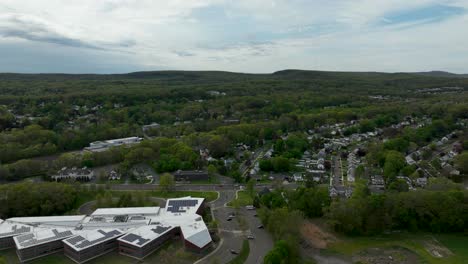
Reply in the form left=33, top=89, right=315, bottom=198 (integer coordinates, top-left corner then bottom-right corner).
left=0, top=0, right=467, bottom=74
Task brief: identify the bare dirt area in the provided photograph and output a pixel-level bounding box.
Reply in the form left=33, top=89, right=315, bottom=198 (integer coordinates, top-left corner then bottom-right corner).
left=422, top=237, right=453, bottom=258
left=352, top=247, right=421, bottom=264
left=300, top=220, right=351, bottom=264
left=301, top=220, right=339, bottom=249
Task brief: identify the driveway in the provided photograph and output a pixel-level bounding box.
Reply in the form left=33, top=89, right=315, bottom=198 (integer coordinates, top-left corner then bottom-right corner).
left=197, top=190, right=274, bottom=264
left=243, top=208, right=274, bottom=264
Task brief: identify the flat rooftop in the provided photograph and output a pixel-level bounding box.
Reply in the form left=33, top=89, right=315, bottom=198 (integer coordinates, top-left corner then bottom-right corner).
left=4, top=196, right=212, bottom=258
left=63, top=229, right=124, bottom=251
left=14, top=227, right=75, bottom=250
left=118, top=224, right=175, bottom=248
left=6, top=215, right=86, bottom=227
left=0, top=221, right=32, bottom=239
left=164, top=197, right=204, bottom=216
left=91, top=207, right=160, bottom=216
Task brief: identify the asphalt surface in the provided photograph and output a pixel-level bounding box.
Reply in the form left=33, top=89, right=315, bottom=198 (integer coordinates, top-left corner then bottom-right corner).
left=196, top=190, right=274, bottom=264
left=87, top=182, right=297, bottom=192
left=243, top=208, right=274, bottom=264
left=197, top=190, right=242, bottom=264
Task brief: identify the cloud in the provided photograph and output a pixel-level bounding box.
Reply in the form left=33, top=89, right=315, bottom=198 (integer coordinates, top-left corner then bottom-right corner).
left=0, top=14, right=103, bottom=49
left=0, top=0, right=467, bottom=73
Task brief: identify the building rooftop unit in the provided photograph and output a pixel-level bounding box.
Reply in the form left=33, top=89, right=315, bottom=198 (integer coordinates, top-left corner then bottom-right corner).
left=52, top=167, right=94, bottom=181
left=91, top=207, right=160, bottom=217
left=81, top=210, right=154, bottom=230
left=6, top=215, right=86, bottom=228
left=63, top=229, right=124, bottom=252
left=14, top=227, right=75, bottom=250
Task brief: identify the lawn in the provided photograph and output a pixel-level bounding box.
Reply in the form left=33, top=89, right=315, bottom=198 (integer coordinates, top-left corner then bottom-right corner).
left=79, top=190, right=219, bottom=206
left=227, top=191, right=253, bottom=207
left=147, top=190, right=219, bottom=202
left=434, top=233, right=468, bottom=264
left=327, top=232, right=468, bottom=264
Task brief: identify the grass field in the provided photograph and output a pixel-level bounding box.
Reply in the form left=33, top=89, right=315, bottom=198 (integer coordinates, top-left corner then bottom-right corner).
left=327, top=232, right=468, bottom=264
left=146, top=190, right=219, bottom=202
left=227, top=191, right=253, bottom=208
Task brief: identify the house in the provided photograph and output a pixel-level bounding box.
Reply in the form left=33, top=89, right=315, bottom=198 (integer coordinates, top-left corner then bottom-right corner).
left=415, top=177, right=428, bottom=187
left=293, top=173, right=304, bottom=182
left=109, top=170, right=120, bottom=181
left=84, top=137, right=142, bottom=152
left=52, top=167, right=94, bottom=182
left=405, top=154, right=416, bottom=165
left=223, top=119, right=240, bottom=124
left=369, top=175, right=385, bottom=189
left=329, top=186, right=353, bottom=198
left=142, top=123, right=160, bottom=132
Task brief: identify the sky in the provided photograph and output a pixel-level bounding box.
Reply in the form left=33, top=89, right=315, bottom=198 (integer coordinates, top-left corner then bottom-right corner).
left=0, top=0, right=467, bottom=74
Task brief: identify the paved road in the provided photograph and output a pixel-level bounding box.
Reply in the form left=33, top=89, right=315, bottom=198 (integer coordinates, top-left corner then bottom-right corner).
left=197, top=190, right=242, bottom=264
left=243, top=208, right=274, bottom=264
left=197, top=190, right=274, bottom=264
left=84, top=183, right=297, bottom=192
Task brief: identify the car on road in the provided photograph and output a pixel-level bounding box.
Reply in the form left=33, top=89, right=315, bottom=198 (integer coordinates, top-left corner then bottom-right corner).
left=247, top=234, right=255, bottom=240
left=257, top=225, right=264, bottom=229
left=245, top=205, right=255, bottom=210
left=227, top=217, right=233, bottom=221
left=230, top=249, right=238, bottom=255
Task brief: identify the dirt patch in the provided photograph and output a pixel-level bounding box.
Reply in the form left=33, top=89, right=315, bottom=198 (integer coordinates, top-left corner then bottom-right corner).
left=301, top=220, right=339, bottom=249
left=352, top=247, right=421, bottom=264
left=422, top=237, right=453, bottom=258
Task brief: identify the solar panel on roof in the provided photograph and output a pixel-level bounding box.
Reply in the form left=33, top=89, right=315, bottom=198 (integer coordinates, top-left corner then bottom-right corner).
left=65, top=230, right=123, bottom=249
left=151, top=226, right=171, bottom=234
left=16, top=233, right=34, bottom=243
left=166, top=199, right=198, bottom=213
left=120, top=233, right=150, bottom=246
left=1, top=225, right=31, bottom=237
left=67, top=236, right=85, bottom=245
left=17, top=229, right=74, bottom=248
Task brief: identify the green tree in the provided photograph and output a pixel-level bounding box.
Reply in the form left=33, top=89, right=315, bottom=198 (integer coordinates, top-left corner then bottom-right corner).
left=272, top=156, right=290, bottom=172
left=383, top=151, right=406, bottom=182
left=388, top=178, right=409, bottom=192
left=454, top=152, right=468, bottom=174
left=246, top=179, right=256, bottom=198
left=159, top=173, right=175, bottom=193
left=207, top=164, right=217, bottom=182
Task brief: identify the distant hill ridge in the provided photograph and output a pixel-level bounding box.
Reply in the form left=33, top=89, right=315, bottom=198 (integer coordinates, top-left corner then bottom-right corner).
left=0, top=69, right=467, bottom=81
